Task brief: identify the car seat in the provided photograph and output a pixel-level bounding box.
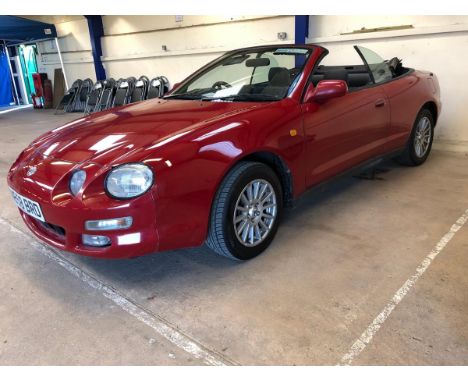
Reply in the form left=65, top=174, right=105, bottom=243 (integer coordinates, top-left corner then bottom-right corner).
left=261, top=67, right=291, bottom=98
left=323, top=69, right=348, bottom=83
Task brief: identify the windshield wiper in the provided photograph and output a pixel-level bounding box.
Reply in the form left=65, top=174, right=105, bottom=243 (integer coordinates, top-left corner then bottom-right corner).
left=163, top=88, right=212, bottom=100
left=163, top=93, right=201, bottom=100
left=202, top=94, right=281, bottom=102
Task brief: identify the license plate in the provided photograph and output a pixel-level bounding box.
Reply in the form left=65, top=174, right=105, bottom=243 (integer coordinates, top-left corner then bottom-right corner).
left=9, top=187, right=45, bottom=222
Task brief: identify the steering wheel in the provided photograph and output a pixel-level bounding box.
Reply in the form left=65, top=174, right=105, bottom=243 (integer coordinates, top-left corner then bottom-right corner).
left=211, top=81, right=232, bottom=91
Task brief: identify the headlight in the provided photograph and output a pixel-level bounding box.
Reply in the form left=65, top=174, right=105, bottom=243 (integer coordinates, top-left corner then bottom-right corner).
left=105, top=163, right=153, bottom=199
left=70, top=170, right=86, bottom=196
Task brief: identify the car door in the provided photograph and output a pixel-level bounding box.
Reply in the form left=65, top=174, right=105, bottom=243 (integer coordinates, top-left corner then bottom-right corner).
left=302, top=86, right=390, bottom=187
left=302, top=48, right=391, bottom=187
left=379, top=72, right=422, bottom=152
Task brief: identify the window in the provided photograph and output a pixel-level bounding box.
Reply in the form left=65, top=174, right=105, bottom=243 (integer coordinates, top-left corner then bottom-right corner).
left=355, top=46, right=393, bottom=84
left=168, top=47, right=312, bottom=102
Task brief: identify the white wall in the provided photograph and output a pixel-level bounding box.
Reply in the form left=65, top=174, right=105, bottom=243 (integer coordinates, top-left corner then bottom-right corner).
left=34, top=15, right=466, bottom=145
left=36, top=15, right=294, bottom=90
left=100, top=15, right=294, bottom=84
left=307, top=15, right=468, bottom=145
left=36, top=18, right=95, bottom=85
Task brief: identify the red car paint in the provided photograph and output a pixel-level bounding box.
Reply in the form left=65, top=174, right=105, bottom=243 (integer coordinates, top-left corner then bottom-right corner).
left=7, top=44, right=441, bottom=258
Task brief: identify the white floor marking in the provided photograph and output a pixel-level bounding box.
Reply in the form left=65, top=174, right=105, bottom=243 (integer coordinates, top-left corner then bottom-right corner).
left=339, top=208, right=468, bottom=365
left=0, top=217, right=230, bottom=366
left=0, top=105, right=32, bottom=114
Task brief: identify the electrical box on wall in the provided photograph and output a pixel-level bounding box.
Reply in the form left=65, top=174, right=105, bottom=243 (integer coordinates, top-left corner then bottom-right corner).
left=175, top=15, right=183, bottom=22
left=277, top=32, right=287, bottom=40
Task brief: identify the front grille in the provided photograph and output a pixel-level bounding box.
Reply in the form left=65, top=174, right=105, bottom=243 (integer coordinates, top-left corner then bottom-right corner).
left=40, top=221, right=66, bottom=237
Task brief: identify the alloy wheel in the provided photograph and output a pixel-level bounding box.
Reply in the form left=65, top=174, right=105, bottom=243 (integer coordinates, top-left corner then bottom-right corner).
left=414, top=116, right=432, bottom=158
left=233, top=179, right=278, bottom=247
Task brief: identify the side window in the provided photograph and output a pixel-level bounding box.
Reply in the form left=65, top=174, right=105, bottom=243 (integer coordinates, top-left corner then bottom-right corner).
left=307, top=47, right=374, bottom=91
left=355, top=46, right=393, bottom=84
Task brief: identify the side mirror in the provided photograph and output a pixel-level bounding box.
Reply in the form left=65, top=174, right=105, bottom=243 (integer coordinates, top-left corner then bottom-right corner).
left=304, top=80, right=348, bottom=103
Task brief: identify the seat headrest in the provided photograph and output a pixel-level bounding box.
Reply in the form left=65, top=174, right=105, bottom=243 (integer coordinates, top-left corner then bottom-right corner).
left=268, top=67, right=290, bottom=86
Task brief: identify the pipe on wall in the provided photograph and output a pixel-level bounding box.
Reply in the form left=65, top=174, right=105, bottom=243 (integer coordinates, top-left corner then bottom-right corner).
left=295, top=15, right=309, bottom=44
left=85, top=15, right=106, bottom=81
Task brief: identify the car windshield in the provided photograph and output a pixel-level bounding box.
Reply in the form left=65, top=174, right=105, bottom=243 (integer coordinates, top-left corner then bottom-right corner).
left=166, top=46, right=313, bottom=102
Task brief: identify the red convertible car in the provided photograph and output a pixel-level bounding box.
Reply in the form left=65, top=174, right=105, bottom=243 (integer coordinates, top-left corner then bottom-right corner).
left=8, top=44, right=441, bottom=260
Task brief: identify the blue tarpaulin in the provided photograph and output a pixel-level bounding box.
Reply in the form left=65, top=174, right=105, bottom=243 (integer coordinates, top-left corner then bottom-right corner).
left=0, top=16, right=58, bottom=106
left=0, top=48, right=13, bottom=106
left=0, top=16, right=57, bottom=44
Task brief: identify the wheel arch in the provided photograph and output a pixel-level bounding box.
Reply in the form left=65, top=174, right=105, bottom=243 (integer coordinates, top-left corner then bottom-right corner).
left=206, top=151, right=292, bottom=259
left=422, top=101, right=438, bottom=125
left=240, top=151, right=294, bottom=207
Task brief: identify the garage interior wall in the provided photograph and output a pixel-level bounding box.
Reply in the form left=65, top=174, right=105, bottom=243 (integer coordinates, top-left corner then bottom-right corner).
left=36, top=17, right=95, bottom=83
left=36, top=15, right=294, bottom=89
left=100, top=16, right=294, bottom=83
left=307, top=15, right=468, bottom=149
left=35, top=15, right=466, bottom=148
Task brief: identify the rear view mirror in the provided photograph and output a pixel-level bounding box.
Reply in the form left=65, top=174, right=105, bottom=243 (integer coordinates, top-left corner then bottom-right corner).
left=223, top=54, right=249, bottom=66
left=245, top=58, right=270, bottom=67
left=304, top=80, right=348, bottom=103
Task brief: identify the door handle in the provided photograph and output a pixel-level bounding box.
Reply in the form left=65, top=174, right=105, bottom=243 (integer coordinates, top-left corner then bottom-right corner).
left=374, top=99, right=385, bottom=107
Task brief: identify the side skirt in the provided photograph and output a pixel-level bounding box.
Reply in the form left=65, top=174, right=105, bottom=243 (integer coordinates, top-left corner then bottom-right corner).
left=290, top=148, right=405, bottom=208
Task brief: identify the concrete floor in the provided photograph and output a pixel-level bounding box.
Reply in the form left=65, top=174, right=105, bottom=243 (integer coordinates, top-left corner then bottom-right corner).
left=1, top=108, right=468, bottom=365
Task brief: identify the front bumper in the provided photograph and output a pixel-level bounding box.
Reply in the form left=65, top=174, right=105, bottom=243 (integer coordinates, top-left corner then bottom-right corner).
left=18, top=210, right=159, bottom=258
left=8, top=176, right=159, bottom=259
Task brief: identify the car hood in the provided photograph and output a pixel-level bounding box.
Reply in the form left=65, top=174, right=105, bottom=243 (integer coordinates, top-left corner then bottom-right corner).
left=30, top=99, right=263, bottom=166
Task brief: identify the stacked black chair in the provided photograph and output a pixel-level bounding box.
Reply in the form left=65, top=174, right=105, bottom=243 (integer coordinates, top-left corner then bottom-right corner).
left=84, top=81, right=104, bottom=115
left=129, top=75, right=149, bottom=103
left=55, top=79, right=82, bottom=114
left=96, top=78, right=116, bottom=112
left=160, top=76, right=169, bottom=95
left=58, top=74, right=169, bottom=115
left=112, top=77, right=136, bottom=107
left=147, top=76, right=169, bottom=99
left=72, top=78, right=93, bottom=112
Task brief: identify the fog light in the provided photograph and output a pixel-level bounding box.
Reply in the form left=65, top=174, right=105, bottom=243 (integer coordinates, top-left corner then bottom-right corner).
left=85, top=217, right=132, bottom=231
left=82, top=234, right=111, bottom=247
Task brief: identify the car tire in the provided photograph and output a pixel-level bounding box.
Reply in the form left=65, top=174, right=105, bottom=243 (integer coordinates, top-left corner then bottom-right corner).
left=396, top=108, right=434, bottom=166
left=206, top=161, right=283, bottom=261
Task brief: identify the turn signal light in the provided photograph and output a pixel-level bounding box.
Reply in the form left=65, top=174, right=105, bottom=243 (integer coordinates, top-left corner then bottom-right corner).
left=85, top=217, right=133, bottom=231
